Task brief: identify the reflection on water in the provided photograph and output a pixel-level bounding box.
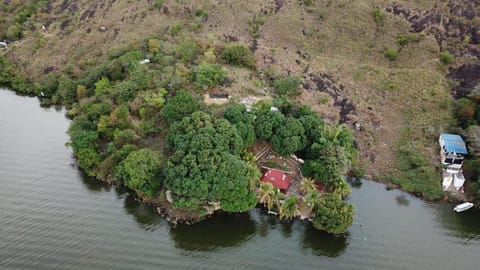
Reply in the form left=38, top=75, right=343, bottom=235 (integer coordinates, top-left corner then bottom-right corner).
left=1, top=88, right=480, bottom=270
left=346, top=176, right=363, bottom=189
left=170, top=212, right=257, bottom=251
left=301, top=223, right=348, bottom=257
left=79, top=169, right=113, bottom=193
left=395, top=194, right=410, bottom=206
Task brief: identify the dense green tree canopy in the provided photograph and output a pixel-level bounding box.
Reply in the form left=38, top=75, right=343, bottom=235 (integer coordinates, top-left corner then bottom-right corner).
left=313, top=194, right=354, bottom=234
left=195, top=62, right=227, bottom=88
left=294, top=105, right=324, bottom=145
left=161, top=91, right=200, bottom=124
left=271, top=117, right=306, bottom=156
left=167, top=111, right=243, bottom=155
left=165, top=111, right=256, bottom=211
left=224, top=104, right=256, bottom=149
left=302, top=124, right=357, bottom=188
left=303, top=142, right=351, bottom=185
left=116, top=148, right=164, bottom=196
left=70, top=130, right=100, bottom=176
left=254, top=110, right=285, bottom=141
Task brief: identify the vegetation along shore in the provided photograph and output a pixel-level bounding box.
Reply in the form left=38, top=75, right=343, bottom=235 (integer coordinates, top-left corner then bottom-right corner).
left=1, top=0, right=479, bottom=232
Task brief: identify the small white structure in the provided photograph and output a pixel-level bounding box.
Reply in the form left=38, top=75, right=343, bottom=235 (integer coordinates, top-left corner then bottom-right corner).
left=439, top=133, right=468, bottom=192
left=165, top=190, right=173, bottom=203
left=239, top=96, right=259, bottom=112
left=453, top=202, right=474, bottom=212
left=139, top=59, right=150, bottom=65
left=290, top=154, right=304, bottom=164
left=0, top=41, right=7, bottom=48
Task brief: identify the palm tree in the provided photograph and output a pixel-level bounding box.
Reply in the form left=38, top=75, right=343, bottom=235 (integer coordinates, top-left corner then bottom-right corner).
left=320, top=124, right=344, bottom=143
left=279, top=195, right=300, bottom=220
left=302, top=190, right=320, bottom=219
left=242, top=150, right=256, bottom=164
left=330, top=178, right=351, bottom=198
left=271, top=187, right=285, bottom=213
left=258, top=182, right=275, bottom=210
left=300, top=177, right=316, bottom=195
left=246, top=163, right=261, bottom=191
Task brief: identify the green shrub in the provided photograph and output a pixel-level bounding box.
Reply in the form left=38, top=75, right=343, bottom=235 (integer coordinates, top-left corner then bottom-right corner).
left=6, top=23, right=22, bottom=41
left=384, top=48, right=398, bottom=61
left=147, top=38, right=161, bottom=53
left=372, top=8, right=384, bottom=27
left=440, top=52, right=455, bottom=65
left=174, top=40, right=200, bottom=63
left=203, top=49, right=216, bottom=63
left=189, top=22, right=202, bottom=32
left=351, top=167, right=366, bottom=178
left=274, top=76, right=301, bottom=96
left=221, top=44, right=255, bottom=68
left=248, top=16, right=266, bottom=39
left=108, top=44, right=134, bottom=59
left=397, top=34, right=420, bottom=47
left=153, top=0, right=164, bottom=9
left=304, top=0, right=314, bottom=6
left=194, top=9, right=208, bottom=20
left=169, top=22, right=183, bottom=36
left=195, top=62, right=227, bottom=88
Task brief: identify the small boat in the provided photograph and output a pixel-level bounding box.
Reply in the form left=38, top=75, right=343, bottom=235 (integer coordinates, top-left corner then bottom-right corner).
left=453, top=202, right=474, bottom=212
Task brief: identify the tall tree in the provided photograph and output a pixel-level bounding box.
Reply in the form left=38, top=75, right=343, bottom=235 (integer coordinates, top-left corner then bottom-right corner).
left=313, top=194, right=355, bottom=234
left=280, top=195, right=300, bottom=220
left=303, top=190, right=320, bottom=218
left=161, top=91, right=200, bottom=124
left=254, top=110, right=285, bottom=141
left=165, top=111, right=255, bottom=212
left=300, top=178, right=316, bottom=196
left=116, top=148, right=164, bottom=197
left=224, top=104, right=256, bottom=149
left=258, top=182, right=276, bottom=210
left=271, top=117, right=306, bottom=156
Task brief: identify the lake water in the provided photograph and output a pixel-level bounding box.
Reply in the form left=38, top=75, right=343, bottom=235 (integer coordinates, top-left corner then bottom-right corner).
left=1, top=88, right=479, bottom=270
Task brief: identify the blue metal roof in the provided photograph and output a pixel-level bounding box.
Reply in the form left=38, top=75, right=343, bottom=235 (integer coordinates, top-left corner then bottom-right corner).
left=440, top=133, right=468, bottom=155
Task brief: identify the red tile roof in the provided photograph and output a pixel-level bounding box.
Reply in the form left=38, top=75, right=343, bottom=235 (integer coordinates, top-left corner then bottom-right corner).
left=261, top=169, right=291, bottom=191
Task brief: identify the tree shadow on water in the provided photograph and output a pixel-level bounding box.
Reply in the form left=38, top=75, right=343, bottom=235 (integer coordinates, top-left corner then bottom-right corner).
left=301, top=223, right=349, bottom=257
left=77, top=169, right=165, bottom=231
left=123, top=193, right=165, bottom=231
left=346, top=176, right=363, bottom=190
left=78, top=170, right=112, bottom=193
left=170, top=212, right=257, bottom=251
left=395, top=194, right=410, bottom=206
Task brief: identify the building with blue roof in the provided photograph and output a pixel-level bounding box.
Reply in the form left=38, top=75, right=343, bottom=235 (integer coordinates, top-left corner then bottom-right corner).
left=439, top=133, right=468, bottom=155
left=439, top=133, right=468, bottom=192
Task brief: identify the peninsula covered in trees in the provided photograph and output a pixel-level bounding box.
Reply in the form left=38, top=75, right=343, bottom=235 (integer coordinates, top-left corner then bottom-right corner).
left=62, top=37, right=357, bottom=233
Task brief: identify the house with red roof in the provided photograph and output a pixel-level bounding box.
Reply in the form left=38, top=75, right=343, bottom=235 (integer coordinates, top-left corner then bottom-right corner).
left=261, top=168, right=291, bottom=192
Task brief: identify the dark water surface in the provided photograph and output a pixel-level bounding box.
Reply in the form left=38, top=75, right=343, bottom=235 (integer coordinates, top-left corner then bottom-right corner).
left=1, top=89, right=479, bottom=270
